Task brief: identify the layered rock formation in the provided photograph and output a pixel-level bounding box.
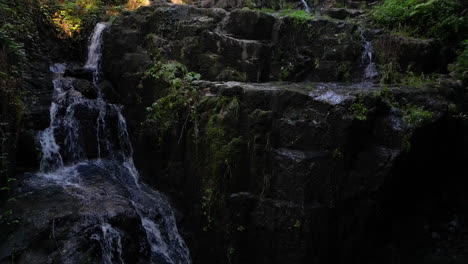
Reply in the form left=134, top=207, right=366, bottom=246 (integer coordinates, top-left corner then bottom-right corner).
left=99, top=3, right=468, bottom=264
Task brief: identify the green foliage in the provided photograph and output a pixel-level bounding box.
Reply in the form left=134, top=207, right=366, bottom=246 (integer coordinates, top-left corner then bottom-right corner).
left=372, top=0, right=468, bottom=43
left=0, top=0, right=27, bottom=206
left=201, top=98, right=243, bottom=230
left=379, top=61, right=401, bottom=85
left=279, top=65, right=291, bottom=80
left=375, top=86, right=433, bottom=128
left=401, top=71, right=434, bottom=88
left=145, top=61, right=201, bottom=143
left=403, top=105, right=433, bottom=127
left=379, top=62, right=435, bottom=87
left=455, top=40, right=468, bottom=81
left=40, top=0, right=101, bottom=36
left=39, top=0, right=132, bottom=38
left=350, top=101, right=368, bottom=121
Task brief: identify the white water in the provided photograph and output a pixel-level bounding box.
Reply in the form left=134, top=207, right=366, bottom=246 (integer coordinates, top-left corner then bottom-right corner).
left=301, top=0, right=311, bottom=13
left=359, top=27, right=378, bottom=82
left=84, top=22, right=107, bottom=71
left=36, top=23, right=192, bottom=263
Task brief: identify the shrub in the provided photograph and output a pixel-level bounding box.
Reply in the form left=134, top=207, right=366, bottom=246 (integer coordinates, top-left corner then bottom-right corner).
left=403, top=105, right=433, bottom=127
left=350, top=101, right=368, bottom=121
left=372, top=0, right=468, bottom=43
left=145, top=61, right=201, bottom=143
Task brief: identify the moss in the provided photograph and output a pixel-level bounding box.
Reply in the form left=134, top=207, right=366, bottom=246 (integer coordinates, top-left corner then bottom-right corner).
left=200, top=97, right=244, bottom=230
left=278, top=9, right=314, bottom=25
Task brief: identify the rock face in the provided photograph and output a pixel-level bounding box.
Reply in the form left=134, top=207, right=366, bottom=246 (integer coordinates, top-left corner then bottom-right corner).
left=97, top=3, right=468, bottom=264
left=101, top=4, right=362, bottom=91
left=374, top=34, right=449, bottom=73
left=0, top=160, right=187, bottom=264
left=135, top=80, right=468, bottom=264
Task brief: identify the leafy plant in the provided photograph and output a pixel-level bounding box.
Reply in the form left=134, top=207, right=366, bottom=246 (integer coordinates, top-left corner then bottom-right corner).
left=145, top=61, right=201, bottom=143
left=350, top=101, right=368, bottom=121
left=403, top=105, right=433, bottom=127
left=372, top=0, right=468, bottom=44
left=401, top=71, right=434, bottom=88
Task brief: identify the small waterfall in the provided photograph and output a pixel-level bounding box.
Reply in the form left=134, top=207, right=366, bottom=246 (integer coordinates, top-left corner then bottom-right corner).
left=359, top=27, right=378, bottom=82
left=84, top=22, right=107, bottom=72
left=91, top=223, right=125, bottom=264
left=36, top=23, right=192, bottom=263
left=301, top=0, right=311, bottom=13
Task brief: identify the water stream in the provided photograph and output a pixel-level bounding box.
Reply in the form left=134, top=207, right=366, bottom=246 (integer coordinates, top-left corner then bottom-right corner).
left=301, top=0, right=311, bottom=13
left=35, top=23, right=192, bottom=263
left=358, top=27, right=378, bottom=82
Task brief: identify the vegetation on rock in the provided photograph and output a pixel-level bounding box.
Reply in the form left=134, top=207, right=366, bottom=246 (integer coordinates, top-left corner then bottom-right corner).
left=372, top=0, right=467, bottom=44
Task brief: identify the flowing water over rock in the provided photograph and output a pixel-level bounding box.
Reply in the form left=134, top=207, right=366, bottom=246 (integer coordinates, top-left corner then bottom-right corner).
left=0, top=23, right=191, bottom=264
left=300, top=0, right=311, bottom=13
left=359, top=27, right=378, bottom=82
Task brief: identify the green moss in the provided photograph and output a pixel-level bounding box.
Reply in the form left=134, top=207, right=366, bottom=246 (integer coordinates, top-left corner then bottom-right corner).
left=278, top=9, right=314, bottom=22
left=201, top=97, right=244, bottom=230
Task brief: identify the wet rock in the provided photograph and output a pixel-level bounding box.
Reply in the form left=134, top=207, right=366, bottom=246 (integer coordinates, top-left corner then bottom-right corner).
left=374, top=34, right=447, bottom=73
left=133, top=79, right=467, bottom=264
left=72, top=78, right=98, bottom=99
left=224, top=9, right=275, bottom=40
left=325, top=8, right=364, bottom=19
left=64, top=67, right=94, bottom=81
left=101, top=4, right=363, bottom=92
left=0, top=160, right=181, bottom=264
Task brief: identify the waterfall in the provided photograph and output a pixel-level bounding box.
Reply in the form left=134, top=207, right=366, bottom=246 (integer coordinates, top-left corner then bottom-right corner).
left=36, top=23, right=192, bottom=263
left=84, top=22, right=107, bottom=71
left=301, top=0, right=311, bottom=13
left=358, top=27, right=378, bottom=82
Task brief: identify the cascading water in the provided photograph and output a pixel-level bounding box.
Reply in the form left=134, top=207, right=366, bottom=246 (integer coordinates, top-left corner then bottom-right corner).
left=34, top=23, right=192, bottom=263
left=301, top=0, right=311, bottom=13
left=359, top=27, right=378, bottom=82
